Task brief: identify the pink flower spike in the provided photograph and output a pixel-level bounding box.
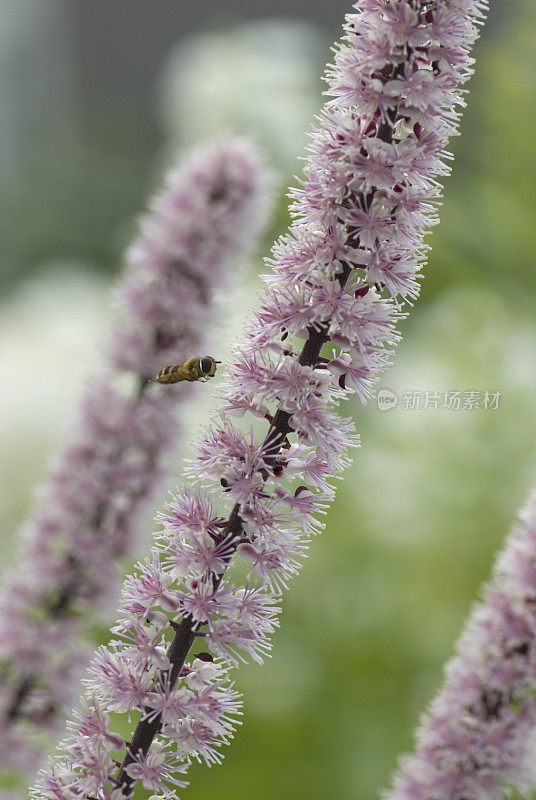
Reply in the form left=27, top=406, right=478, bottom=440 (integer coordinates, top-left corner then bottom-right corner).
left=0, top=136, right=272, bottom=787
left=384, top=486, right=536, bottom=800
left=32, top=1, right=488, bottom=798
left=125, top=740, right=188, bottom=792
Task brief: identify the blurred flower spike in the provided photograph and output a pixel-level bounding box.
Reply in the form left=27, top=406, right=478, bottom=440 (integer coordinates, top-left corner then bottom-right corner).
left=385, top=485, right=536, bottom=800
left=0, top=136, right=273, bottom=785
left=32, top=0, right=488, bottom=798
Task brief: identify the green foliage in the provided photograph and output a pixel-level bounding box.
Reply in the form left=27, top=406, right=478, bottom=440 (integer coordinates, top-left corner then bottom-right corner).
left=423, top=0, right=536, bottom=303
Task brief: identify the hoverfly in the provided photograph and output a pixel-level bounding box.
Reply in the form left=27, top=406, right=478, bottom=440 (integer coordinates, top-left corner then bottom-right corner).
left=155, top=356, right=221, bottom=384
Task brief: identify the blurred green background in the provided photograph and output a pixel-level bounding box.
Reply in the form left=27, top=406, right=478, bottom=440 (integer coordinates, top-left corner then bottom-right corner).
left=1, top=1, right=536, bottom=798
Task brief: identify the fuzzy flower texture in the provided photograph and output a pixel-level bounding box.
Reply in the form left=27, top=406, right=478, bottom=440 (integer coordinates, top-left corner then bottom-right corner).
left=386, top=486, right=536, bottom=800
left=34, top=1, right=487, bottom=798
left=0, top=137, right=271, bottom=781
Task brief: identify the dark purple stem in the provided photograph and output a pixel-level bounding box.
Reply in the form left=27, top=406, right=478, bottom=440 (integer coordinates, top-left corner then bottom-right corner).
left=116, top=266, right=352, bottom=793
left=116, top=32, right=408, bottom=797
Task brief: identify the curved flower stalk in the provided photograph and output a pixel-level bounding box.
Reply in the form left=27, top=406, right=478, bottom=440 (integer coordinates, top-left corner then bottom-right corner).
left=0, top=137, right=273, bottom=783
left=32, top=1, right=487, bottom=798
left=385, top=486, right=536, bottom=800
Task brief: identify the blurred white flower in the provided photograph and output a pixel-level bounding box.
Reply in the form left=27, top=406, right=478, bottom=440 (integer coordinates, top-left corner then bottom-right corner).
left=157, top=19, right=324, bottom=171
left=0, top=264, right=109, bottom=551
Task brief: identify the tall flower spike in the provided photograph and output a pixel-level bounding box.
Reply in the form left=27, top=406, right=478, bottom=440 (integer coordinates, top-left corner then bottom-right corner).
left=384, top=486, right=536, bottom=800
left=0, top=136, right=273, bottom=786
left=32, top=1, right=487, bottom=798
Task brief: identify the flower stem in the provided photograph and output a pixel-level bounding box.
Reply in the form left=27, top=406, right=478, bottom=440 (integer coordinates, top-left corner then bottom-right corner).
left=116, top=264, right=356, bottom=795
